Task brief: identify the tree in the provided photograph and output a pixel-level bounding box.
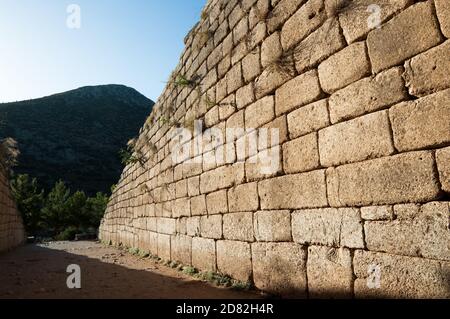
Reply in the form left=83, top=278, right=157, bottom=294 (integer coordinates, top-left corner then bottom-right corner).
left=10, top=174, right=44, bottom=234
left=41, top=180, right=71, bottom=234
left=84, top=192, right=108, bottom=227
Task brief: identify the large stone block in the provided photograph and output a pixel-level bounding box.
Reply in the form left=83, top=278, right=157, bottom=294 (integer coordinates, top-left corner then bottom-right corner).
left=292, top=208, right=364, bottom=248
left=172, top=198, right=191, bottom=218
left=354, top=250, right=450, bottom=298
left=328, top=67, right=407, bottom=124
left=275, top=70, right=323, bottom=116
left=156, top=218, right=177, bottom=235
left=318, top=41, right=371, bottom=93
left=186, top=217, right=200, bottom=237
left=157, top=233, right=171, bottom=261
left=206, top=190, right=228, bottom=215
left=261, top=31, right=282, bottom=68
left=216, top=240, right=252, bottom=281
left=253, top=210, right=291, bottom=242
left=360, top=205, right=393, bottom=221
left=227, top=182, right=259, bottom=212
left=364, top=202, right=450, bottom=261
left=171, top=235, right=192, bottom=265
left=307, top=246, right=353, bottom=298
left=435, top=0, right=450, bottom=38
left=436, top=147, right=450, bottom=193
left=200, top=215, right=222, bottom=239
left=287, top=99, right=330, bottom=138
left=223, top=212, right=254, bottom=242
left=326, top=151, right=441, bottom=206
left=404, top=41, right=450, bottom=97
left=191, top=194, right=207, bottom=216
left=267, top=0, right=304, bottom=33
left=338, top=0, right=411, bottom=44
left=192, top=237, right=216, bottom=272
left=259, top=170, right=328, bottom=209
left=255, top=65, right=293, bottom=99
left=389, top=89, right=450, bottom=152
left=245, top=96, right=275, bottom=129
left=242, top=48, right=261, bottom=83
left=252, top=242, right=307, bottom=297
left=200, top=163, right=245, bottom=193
left=318, top=110, right=394, bottom=167
left=367, top=2, right=443, bottom=73
left=282, top=133, right=320, bottom=173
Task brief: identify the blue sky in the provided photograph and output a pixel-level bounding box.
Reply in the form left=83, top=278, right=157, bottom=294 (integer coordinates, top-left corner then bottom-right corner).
left=0, top=0, right=206, bottom=103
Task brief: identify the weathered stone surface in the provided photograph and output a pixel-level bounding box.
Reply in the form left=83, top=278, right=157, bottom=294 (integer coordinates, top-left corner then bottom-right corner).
left=436, top=147, right=450, bottom=193
left=186, top=217, right=200, bottom=236
left=367, top=2, right=443, bottom=73
left=236, top=84, right=254, bottom=109
left=245, top=148, right=282, bottom=182
left=307, top=246, right=353, bottom=298
left=281, top=0, right=327, bottom=50
left=245, top=96, right=275, bottom=130
left=254, top=210, right=291, bottom=242
left=261, top=32, right=282, bottom=68
left=318, top=42, right=371, bottom=93
left=275, top=70, right=323, bottom=116
left=435, top=0, right=450, bottom=38
left=294, top=18, right=346, bottom=73
left=389, top=89, right=450, bottom=152
left=206, top=189, right=228, bottom=215
left=404, top=41, right=450, bottom=97
left=354, top=250, right=450, bottom=298
left=326, top=151, right=441, bottom=206
left=192, top=237, right=216, bottom=271
left=318, top=110, right=394, bottom=167
left=228, top=182, right=259, bottom=212
left=227, top=62, right=243, bottom=94
left=172, top=198, right=191, bottom=218
left=364, top=202, right=450, bottom=261
left=187, top=176, right=200, bottom=197
left=157, top=233, right=171, bottom=261
left=171, top=235, right=192, bottom=265
left=216, top=240, right=252, bottom=281
left=259, top=170, right=328, bottom=209
left=190, top=194, right=207, bottom=216
left=283, top=133, right=320, bottom=173
left=287, top=99, right=330, bottom=138
left=255, top=65, right=293, bottom=99
left=292, top=208, right=364, bottom=248
left=157, top=218, right=177, bottom=235
left=338, top=0, right=412, bottom=44
left=200, top=163, right=245, bottom=193
left=361, top=206, right=393, bottom=221
left=252, top=242, right=307, bottom=297
left=328, top=67, right=407, bottom=124
left=223, top=212, right=254, bottom=242
left=267, top=0, right=304, bottom=33
left=200, top=215, right=222, bottom=239
left=242, top=48, right=261, bottom=83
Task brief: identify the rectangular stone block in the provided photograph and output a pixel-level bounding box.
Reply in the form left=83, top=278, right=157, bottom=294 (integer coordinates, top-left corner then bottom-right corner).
left=367, top=2, right=443, bottom=73
left=307, top=246, right=353, bottom=298
left=255, top=65, right=293, bottom=99
left=258, top=170, right=328, bottom=209
left=328, top=67, right=407, bottom=124
left=200, top=163, right=245, bottom=193
left=227, top=182, right=259, bottom=212
left=191, top=194, right=207, bottom=216
left=275, top=70, right=323, bottom=116
left=360, top=206, right=393, bottom=221
left=192, top=237, right=216, bottom=272
left=283, top=133, right=320, bottom=173
left=354, top=250, right=450, bottom=298
left=156, top=218, right=176, bottom=235
left=217, top=240, right=252, bottom=281
left=245, top=148, right=282, bottom=182
left=436, top=147, right=450, bottom=193
left=171, top=235, right=192, bottom=265
left=338, top=0, right=411, bottom=44
left=292, top=208, right=364, bottom=248
left=223, top=212, right=254, bottom=242
left=186, top=217, right=200, bottom=237
left=227, top=62, right=243, bottom=94
left=404, top=41, right=450, bottom=97
left=252, top=242, right=307, bottom=297
left=254, top=210, right=291, bottom=242
left=364, top=202, right=450, bottom=261
left=389, top=89, right=450, bottom=152
left=206, top=190, right=228, bottom=215
left=287, top=99, right=330, bottom=138
left=294, top=18, right=346, bottom=73
left=242, top=48, right=261, bottom=83
left=200, top=215, right=222, bottom=239
left=245, top=96, right=275, bottom=129
left=157, top=233, right=171, bottom=261
left=172, top=198, right=190, bottom=218
left=267, top=0, right=304, bottom=33
left=318, top=41, right=371, bottom=93
left=261, top=31, right=282, bottom=68
left=187, top=176, right=200, bottom=197
left=435, top=0, right=450, bottom=38
left=326, top=151, right=441, bottom=206
left=319, top=110, right=394, bottom=167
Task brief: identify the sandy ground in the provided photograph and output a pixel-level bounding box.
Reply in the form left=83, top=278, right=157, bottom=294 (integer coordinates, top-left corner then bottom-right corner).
left=0, top=241, right=262, bottom=299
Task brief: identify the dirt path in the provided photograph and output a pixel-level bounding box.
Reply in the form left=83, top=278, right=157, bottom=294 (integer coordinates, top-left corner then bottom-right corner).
left=0, top=241, right=262, bottom=299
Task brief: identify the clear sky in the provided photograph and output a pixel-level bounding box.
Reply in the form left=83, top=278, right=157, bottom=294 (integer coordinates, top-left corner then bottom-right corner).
left=0, top=0, right=206, bottom=103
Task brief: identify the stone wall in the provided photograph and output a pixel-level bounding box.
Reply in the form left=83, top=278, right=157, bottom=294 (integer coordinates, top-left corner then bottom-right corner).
left=0, top=167, right=25, bottom=253
left=100, top=0, right=450, bottom=298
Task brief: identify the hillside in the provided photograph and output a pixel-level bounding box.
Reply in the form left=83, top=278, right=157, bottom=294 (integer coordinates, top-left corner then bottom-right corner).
left=0, top=85, right=154, bottom=194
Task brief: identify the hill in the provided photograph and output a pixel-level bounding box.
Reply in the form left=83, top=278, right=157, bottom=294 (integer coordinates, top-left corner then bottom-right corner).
left=0, top=85, right=154, bottom=194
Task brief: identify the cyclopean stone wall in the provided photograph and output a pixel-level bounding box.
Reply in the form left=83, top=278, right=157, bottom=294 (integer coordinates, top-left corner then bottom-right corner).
left=100, top=0, right=450, bottom=298
left=0, top=167, right=25, bottom=253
